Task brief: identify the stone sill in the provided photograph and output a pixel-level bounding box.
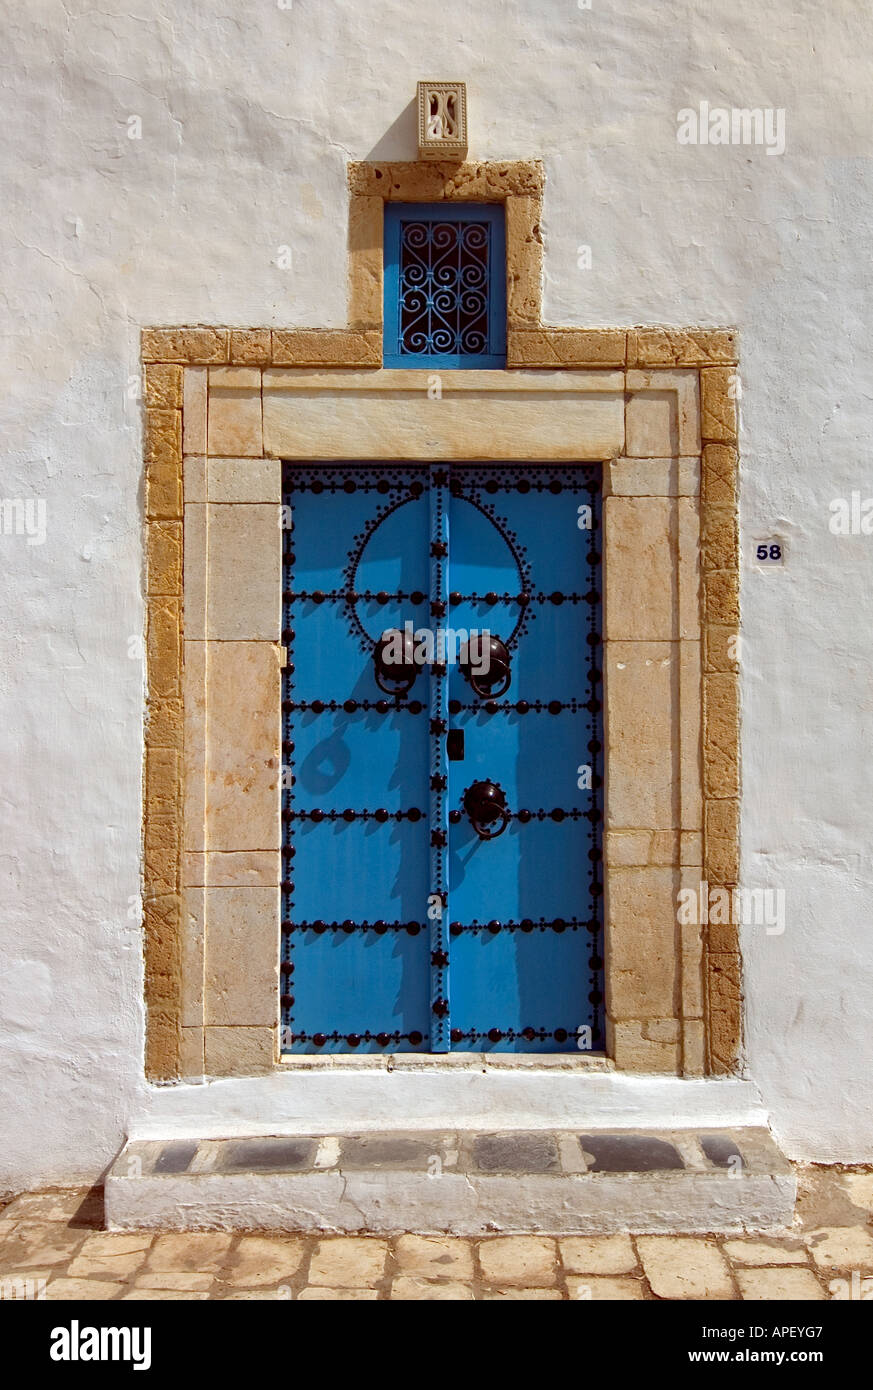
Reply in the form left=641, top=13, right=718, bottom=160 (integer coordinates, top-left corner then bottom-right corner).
left=277, top=1052, right=614, bottom=1073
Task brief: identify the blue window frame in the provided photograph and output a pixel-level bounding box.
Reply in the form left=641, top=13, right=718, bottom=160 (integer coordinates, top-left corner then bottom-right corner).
left=383, top=203, right=506, bottom=369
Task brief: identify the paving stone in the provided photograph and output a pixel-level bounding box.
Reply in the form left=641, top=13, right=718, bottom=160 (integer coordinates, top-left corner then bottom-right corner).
left=723, top=1238, right=808, bottom=1266
left=134, top=1272, right=215, bottom=1291
left=578, top=1134, right=683, bottom=1172
left=394, top=1234, right=474, bottom=1280
left=154, top=1141, right=199, bottom=1174
left=478, top=1236, right=557, bottom=1287
left=0, top=1189, right=102, bottom=1226
left=123, top=1289, right=210, bottom=1300
left=473, top=1132, right=559, bottom=1173
left=390, top=1277, right=474, bottom=1300
left=637, top=1237, right=734, bottom=1299
left=736, top=1267, right=825, bottom=1300
left=297, top=1286, right=380, bottom=1300
left=700, top=1135, right=744, bottom=1169
left=146, top=1232, right=233, bottom=1273
left=559, top=1234, right=637, bottom=1274
left=66, top=1231, right=153, bottom=1280
left=0, top=1223, right=85, bottom=1269
left=221, top=1137, right=317, bottom=1173
left=805, top=1225, right=873, bottom=1269
left=483, top=1287, right=563, bottom=1300
left=567, top=1275, right=646, bottom=1299
left=340, top=1135, right=439, bottom=1169
left=308, top=1237, right=388, bottom=1288
left=841, top=1172, right=873, bottom=1213
left=45, top=1278, right=125, bottom=1300
left=223, top=1235, right=304, bottom=1287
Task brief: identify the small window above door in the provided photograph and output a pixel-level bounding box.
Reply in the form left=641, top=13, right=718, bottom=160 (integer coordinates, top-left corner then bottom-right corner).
left=383, top=203, right=507, bottom=369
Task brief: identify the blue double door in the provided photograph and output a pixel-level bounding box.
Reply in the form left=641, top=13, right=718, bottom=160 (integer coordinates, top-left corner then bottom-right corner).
left=281, top=462, right=603, bottom=1053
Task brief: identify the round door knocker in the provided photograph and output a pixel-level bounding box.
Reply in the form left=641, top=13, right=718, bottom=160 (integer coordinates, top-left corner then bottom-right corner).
left=373, top=628, right=419, bottom=696
left=464, top=780, right=511, bottom=840
left=459, top=634, right=512, bottom=699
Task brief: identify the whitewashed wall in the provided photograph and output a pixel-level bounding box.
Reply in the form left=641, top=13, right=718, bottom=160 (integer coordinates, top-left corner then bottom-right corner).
left=1, top=0, right=870, bottom=1187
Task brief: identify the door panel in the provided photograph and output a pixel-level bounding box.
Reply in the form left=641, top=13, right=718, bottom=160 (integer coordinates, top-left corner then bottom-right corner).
left=281, top=461, right=603, bottom=1055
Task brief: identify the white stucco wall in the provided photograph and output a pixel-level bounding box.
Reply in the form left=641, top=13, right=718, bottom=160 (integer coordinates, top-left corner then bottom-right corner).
left=1, top=0, right=871, bottom=1187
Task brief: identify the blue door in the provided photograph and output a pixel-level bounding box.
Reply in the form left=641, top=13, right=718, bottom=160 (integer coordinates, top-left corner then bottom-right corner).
left=281, top=462, right=603, bottom=1053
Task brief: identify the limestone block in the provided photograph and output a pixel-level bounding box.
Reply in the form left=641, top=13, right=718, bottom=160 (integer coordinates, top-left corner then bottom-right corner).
left=505, top=197, right=543, bottom=327
left=230, top=330, right=271, bottom=365
left=147, top=521, right=182, bottom=597
left=270, top=329, right=381, bottom=367
left=142, top=328, right=229, bottom=364
left=625, top=391, right=677, bottom=457
left=605, top=643, right=678, bottom=829
left=204, top=1025, right=275, bottom=1076
left=703, top=673, right=739, bottom=799
left=348, top=194, right=383, bottom=330
left=204, top=641, right=281, bottom=852
left=604, top=497, right=674, bottom=640
left=701, top=367, right=738, bottom=443
left=144, top=363, right=183, bottom=409
left=605, top=457, right=699, bottom=497
left=605, top=867, right=678, bottom=1018
left=207, top=386, right=263, bottom=458
left=507, top=328, right=626, bottom=368
left=182, top=367, right=207, bottom=453
left=702, top=442, right=738, bottom=507
left=704, top=798, right=740, bottom=883
left=628, top=328, right=738, bottom=368
left=204, top=885, right=280, bottom=1027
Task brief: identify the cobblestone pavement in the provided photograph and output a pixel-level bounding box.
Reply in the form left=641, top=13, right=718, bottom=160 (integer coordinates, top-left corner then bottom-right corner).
left=1, top=1166, right=871, bottom=1300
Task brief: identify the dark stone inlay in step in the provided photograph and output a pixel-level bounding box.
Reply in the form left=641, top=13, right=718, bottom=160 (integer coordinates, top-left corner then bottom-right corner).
left=154, top=1140, right=199, bottom=1175
left=340, top=1135, right=438, bottom=1169
left=473, top=1132, right=559, bottom=1173
left=700, top=1135, right=745, bottom=1169
left=221, top=1138, right=317, bottom=1173
left=578, top=1134, right=684, bottom=1172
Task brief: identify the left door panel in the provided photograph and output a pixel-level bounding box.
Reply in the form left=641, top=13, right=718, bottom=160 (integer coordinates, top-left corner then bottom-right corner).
left=281, top=463, right=432, bottom=1052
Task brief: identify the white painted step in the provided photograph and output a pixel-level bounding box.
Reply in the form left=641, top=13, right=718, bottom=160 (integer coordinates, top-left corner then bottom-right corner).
left=106, top=1127, right=795, bottom=1235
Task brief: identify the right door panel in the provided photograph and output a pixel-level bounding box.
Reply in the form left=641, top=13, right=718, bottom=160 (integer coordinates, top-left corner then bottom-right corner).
left=446, top=464, right=604, bottom=1052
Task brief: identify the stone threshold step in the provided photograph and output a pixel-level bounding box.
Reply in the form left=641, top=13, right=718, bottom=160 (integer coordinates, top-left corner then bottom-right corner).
left=106, top=1127, right=795, bottom=1236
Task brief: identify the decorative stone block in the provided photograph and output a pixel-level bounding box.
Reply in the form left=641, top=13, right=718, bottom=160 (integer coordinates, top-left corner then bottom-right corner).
left=417, top=81, right=467, bottom=161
